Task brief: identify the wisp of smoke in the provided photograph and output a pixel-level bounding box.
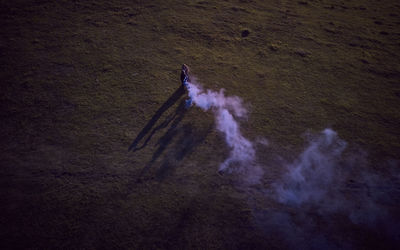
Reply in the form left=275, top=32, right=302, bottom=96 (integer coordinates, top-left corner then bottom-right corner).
left=183, top=73, right=399, bottom=247
left=185, top=80, right=262, bottom=182
left=262, top=128, right=400, bottom=248
left=274, top=128, right=347, bottom=206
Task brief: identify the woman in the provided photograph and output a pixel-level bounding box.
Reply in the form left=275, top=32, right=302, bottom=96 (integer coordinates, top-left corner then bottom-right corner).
left=181, top=64, right=190, bottom=86
left=180, top=64, right=192, bottom=108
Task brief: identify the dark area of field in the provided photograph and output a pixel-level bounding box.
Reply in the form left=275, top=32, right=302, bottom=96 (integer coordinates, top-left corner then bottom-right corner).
left=1, top=0, right=399, bottom=249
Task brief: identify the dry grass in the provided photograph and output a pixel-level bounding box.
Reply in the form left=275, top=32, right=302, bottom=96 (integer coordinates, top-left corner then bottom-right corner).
left=1, top=0, right=399, bottom=249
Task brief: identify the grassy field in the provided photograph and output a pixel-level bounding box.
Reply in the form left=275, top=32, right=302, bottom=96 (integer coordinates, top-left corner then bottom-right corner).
left=1, top=0, right=399, bottom=249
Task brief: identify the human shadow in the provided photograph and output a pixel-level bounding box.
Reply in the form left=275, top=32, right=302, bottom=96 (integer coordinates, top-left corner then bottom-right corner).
left=126, top=98, right=212, bottom=188
left=134, top=100, right=212, bottom=183
left=128, top=85, right=185, bottom=152
left=136, top=99, right=188, bottom=181
left=154, top=123, right=212, bottom=182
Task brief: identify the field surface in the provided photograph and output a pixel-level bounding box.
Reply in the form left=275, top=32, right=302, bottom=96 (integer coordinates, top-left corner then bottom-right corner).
left=1, top=0, right=400, bottom=249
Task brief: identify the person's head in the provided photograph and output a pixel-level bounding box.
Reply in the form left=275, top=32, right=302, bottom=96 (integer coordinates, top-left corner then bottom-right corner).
left=182, top=64, right=189, bottom=73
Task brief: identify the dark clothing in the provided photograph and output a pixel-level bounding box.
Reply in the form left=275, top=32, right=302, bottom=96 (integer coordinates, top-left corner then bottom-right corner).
left=181, top=71, right=190, bottom=84
left=181, top=64, right=190, bottom=84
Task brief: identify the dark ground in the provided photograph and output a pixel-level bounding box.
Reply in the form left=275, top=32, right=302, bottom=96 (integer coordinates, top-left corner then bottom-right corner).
left=1, top=0, right=400, bottom=249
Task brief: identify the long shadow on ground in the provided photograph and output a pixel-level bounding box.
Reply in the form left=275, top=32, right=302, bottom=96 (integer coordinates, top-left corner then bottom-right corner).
left=154, top=123, right=212, bottom=182
left=127, top=99, right=212, bottom=186
left=136, top=99, right=211, bottom=182
left=127, top=84, right=212, bottom=185
left=128, top=85, right=185, bottom=152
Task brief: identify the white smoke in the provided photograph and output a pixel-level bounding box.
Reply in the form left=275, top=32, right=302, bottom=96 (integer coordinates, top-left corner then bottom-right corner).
left=258, top=129, right=400, bottom=249
left=274, top=128, right=347, bottom=206
left=272, top=128, right=398, bottom=219
left=184, top=76, right=399, bottom=247
left=186, top=80, right=262, bottom=182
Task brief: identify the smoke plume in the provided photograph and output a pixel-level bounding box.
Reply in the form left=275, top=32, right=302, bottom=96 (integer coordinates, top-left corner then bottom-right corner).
left=256, top=128, right=400, bottom=249
left=184, top=77, right=399, bottom=247
left=274, top=129, right=347, bottom=207
left=185, top=80, right=262, bottom=183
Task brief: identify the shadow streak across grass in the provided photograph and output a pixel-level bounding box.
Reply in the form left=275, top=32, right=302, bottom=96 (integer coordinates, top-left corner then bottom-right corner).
left=136, top=99, right=188, bottom=181
left=128, top=85, right=185, bottom=152
left=128, top=94, right=212, bottom=184
left=155, top=123, right=212, bottom=182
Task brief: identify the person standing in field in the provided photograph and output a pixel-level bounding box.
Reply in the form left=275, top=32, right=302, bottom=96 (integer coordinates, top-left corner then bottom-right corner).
left=181, top=64, right=190, bottom=86
left=180, top=64, right=192, bottom=107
